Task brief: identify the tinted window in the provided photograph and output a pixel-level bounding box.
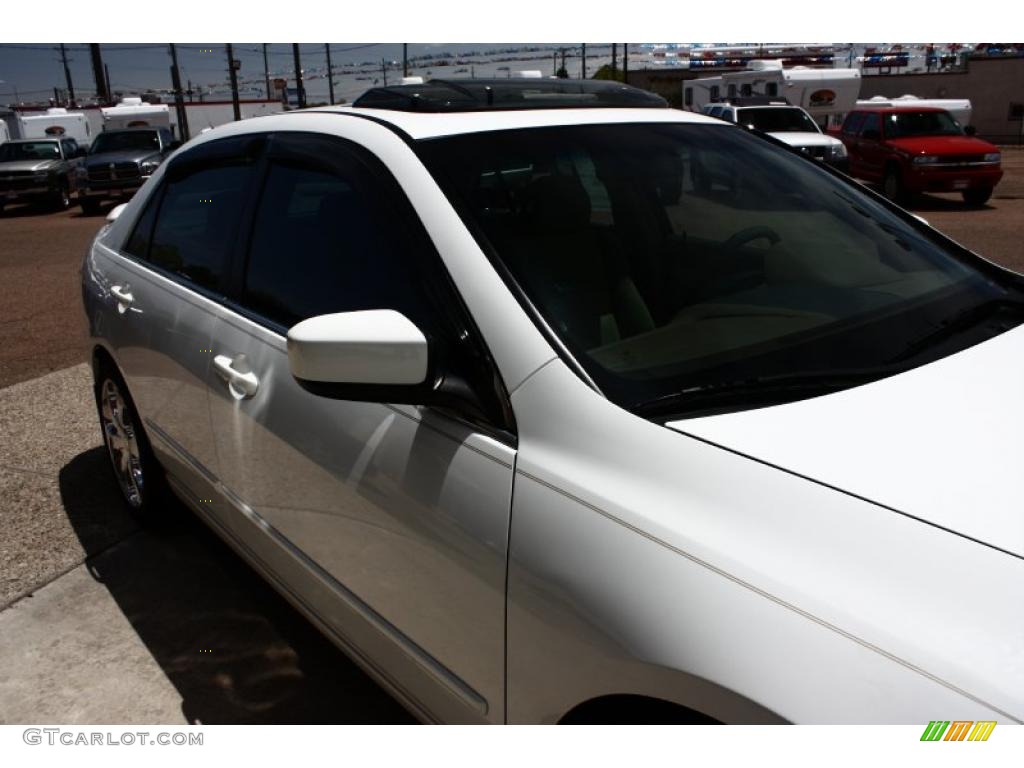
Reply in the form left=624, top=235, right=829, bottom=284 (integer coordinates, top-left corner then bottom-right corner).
left=420, top=124, right=1024, bottom=417
left=861, top=112, right=881, bottom=136
left=242, top=161, right=428, bottom=329
left=123, top=190, right=161, bottom=259
left=885, top=110, right=962, bottom=138
left=841, top=112, right=866, bottom=136
left=148, top=164, right=252, bottom=291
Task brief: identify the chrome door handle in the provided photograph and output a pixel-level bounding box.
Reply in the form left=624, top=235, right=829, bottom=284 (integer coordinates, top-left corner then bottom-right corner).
left=110, top=284, right=134, bottom=312
left=213, top=354, right=260, bottom=399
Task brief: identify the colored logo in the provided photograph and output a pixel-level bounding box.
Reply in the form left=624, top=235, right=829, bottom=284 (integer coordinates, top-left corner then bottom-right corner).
left=920, top=721, right=996, bottom=741
left=44, top=125, right=66, bottom=136
left=809, top=89, right=836, bottom=107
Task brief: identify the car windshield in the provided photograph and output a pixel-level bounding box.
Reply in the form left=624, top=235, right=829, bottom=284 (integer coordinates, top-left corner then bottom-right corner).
left=90, top=131, right=159, bottom=154
left=0, top=141, right=60, bottom=161
left=420, top=123, right=1024, bottom=418
left=885, top=110, right=963, bottom=138
left=736, top=107, right=820, bottom=133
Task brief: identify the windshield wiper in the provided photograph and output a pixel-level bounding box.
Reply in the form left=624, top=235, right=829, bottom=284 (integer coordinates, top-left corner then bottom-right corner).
left=632, top=369, right=884, bottom=420
left=886, top=298, right=1024, bottom=364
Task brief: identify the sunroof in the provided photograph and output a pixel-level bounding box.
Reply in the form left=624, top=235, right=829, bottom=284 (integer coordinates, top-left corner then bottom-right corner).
left=352, top=78, right=668, bottom=112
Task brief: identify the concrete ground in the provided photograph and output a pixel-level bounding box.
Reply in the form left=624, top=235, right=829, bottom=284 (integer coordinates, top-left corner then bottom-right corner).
left=0, top=365, right=413, bottom=724
left=0, top=149, right=1022, bottom=724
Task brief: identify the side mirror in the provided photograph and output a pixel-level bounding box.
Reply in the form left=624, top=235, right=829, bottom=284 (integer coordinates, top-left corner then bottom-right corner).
left=288, top=309, right=429, bottom=389
left=861, top=128, right=881, bottom=141
left=964, top=125, right=977, bottom=137
left=106, top=203, right=129, bottom=223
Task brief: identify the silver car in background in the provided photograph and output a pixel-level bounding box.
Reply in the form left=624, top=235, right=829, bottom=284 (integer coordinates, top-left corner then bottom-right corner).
left=82, top=80, right=1024, bottom=724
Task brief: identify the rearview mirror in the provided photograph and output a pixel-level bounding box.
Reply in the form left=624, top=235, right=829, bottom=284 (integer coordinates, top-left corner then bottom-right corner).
left=964, top=125, right=977, bottom=137
left=287, top=310, right=428, bottom=387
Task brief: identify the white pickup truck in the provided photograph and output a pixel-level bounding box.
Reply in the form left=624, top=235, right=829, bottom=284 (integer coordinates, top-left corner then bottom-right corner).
left=702, top=100, right=849, bottom=171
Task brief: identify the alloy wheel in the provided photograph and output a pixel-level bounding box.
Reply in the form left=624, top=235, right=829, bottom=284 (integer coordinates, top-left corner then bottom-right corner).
left=99, top=378, right=145, bottom=508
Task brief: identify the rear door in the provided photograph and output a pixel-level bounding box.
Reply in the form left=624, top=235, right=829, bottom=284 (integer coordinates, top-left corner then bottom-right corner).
left=207, top=132, right=516, bottom=723
left=104, top=134, right=264, bottom=509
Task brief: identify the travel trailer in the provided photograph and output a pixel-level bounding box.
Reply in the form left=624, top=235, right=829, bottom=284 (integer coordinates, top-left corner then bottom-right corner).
left=856, top=95, right=972, bottom=127
left=685, top=60, right=861, bottom=127
left=16, top=108, right=92, bottom=146
left=100, top=98, right=172, bottom=132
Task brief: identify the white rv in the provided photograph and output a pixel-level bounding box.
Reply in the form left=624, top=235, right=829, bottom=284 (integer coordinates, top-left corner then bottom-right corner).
left=0, top=120, right=10, bottom=145
left=100, top=98, right=172, bottom=132
left=856, top=94, right=972, bottom=126
left=685, top=60, right=861, bottom=127
left=17, top=108, right=92, bottom=146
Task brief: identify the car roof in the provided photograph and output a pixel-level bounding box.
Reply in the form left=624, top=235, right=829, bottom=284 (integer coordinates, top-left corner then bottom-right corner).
left=313, top=105, right=721, bottom=140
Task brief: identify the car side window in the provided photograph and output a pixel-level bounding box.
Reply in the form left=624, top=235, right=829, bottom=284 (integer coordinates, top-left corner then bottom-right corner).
left=860, top=113, right=881, bottom=137
left=241, top=158, right=430, bottom=330
left=842, top=112, right=866, bottom=136
left=123, top=190, right=162, bottom=259
left=147, top=163, right=254, bottom=292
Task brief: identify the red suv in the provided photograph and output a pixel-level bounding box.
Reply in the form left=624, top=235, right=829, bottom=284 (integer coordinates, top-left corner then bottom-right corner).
left=831, top=107, right=1003, bottom=206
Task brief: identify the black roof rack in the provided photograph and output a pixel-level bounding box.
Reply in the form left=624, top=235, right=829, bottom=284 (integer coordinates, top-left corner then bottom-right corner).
left=352, top=78, right=668, bottom=112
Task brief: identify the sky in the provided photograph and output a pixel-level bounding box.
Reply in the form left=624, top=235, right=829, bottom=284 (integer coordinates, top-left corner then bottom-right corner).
left=0, top=43, right=624, bottom=106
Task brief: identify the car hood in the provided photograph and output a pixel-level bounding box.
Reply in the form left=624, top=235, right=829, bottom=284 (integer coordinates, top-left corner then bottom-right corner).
left=0, top=159, right=60, bottom=173
left=667, top=324, right=1024, bottom=559
left=85, top=149, right=159, bottom=166
left=768, top=131, right=839, bottom=147
left=887, top=135, right=999, bottom=156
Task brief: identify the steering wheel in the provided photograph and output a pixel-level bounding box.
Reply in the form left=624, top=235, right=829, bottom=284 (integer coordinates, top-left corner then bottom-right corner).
left=723, top=226, right=781, bottom=251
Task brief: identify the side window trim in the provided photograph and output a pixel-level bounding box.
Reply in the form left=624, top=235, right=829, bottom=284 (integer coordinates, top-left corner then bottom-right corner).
left=224, top=130, right=517, bottom=439
left=118, top=135, right=267, bottom=301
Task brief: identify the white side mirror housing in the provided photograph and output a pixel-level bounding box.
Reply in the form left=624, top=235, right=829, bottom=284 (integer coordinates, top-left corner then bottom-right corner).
left=287, top=310, right=428, bottom=386
left=106, top=203, right=129, bottom=223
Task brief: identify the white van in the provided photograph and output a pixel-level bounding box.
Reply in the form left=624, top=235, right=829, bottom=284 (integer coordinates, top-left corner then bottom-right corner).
left=17, top=108, right=92, bottom=146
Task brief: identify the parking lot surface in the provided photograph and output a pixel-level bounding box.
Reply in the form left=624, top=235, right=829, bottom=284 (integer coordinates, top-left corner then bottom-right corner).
left=0, top=148, right=1021, bottom=723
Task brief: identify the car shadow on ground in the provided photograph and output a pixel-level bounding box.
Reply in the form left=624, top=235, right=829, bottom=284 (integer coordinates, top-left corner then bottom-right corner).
left=907, top=193, right=995, bottom=212
left=58, top=447, right=415, bottom=724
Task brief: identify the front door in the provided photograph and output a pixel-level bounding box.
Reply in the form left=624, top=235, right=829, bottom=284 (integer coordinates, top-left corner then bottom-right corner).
left=207, top=132, right=516, bottom=723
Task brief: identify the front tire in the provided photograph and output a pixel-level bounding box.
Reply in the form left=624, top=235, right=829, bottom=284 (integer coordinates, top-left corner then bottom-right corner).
left=52, top=182, right=71, bottom=211
left=95, top=364, right=167, bottom=518
left=882, top=167, right=908, bottom=205
left=80, top=198, right=103, bottom=216
left=962, top=187, right=993, bottom=207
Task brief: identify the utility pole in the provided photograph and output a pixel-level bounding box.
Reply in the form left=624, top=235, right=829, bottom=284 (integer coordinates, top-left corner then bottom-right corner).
left=58, top=43, right=76, bottom=106
left=292, top=44, right=305, bottom=108
left=581, top=43, right=586, bottom=79
left=168, top=44, right=189, bottom=141
left=104, top=64, right=112, bottom=101
left=552, top=51, right=557, bottom=76
left=187, top=80, right=193, bottom=102
left=403, top=44, right=408, bottom=77
left=262, top=44, right=270, bottom=100
left=612, top=43, right=617, bottom=79
left=325, top=44, right=335, bottom=104
left=89, top=44, right=108, bottom=104
left=53, top=87, right=60, bottom=106
left=226, top=43, right=241, bottom=120
left=381, top=59, right=388, bottom=86
left=623, top=43, right=629, bottom=83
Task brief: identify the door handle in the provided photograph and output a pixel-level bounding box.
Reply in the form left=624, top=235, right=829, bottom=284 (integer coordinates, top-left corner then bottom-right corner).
left=110, top=284, right=134, bottom=313
left=213, top=354, right=260, bottom=399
